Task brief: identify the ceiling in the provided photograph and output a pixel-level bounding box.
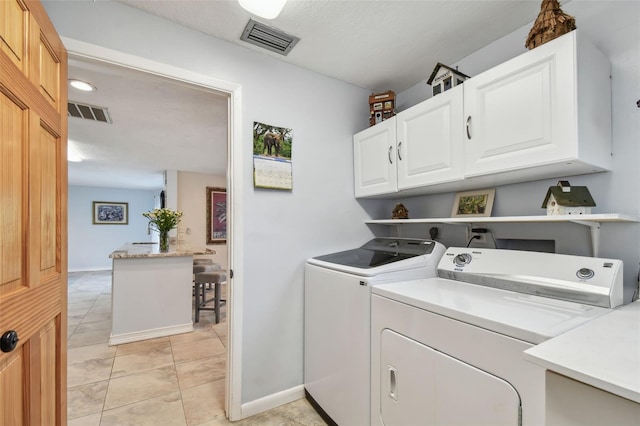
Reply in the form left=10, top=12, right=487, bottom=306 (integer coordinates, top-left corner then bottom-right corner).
left=67, top=0, right=638, bottom=190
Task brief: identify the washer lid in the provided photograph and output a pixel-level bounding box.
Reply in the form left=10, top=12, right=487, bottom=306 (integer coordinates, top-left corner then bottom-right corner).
left=311, top=238, right=438, bottom=270
left=373, top=278, right=612, bottom=344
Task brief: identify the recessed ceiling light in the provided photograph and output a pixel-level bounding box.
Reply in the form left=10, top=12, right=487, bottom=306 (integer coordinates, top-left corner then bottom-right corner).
left=239, top=0, right=287, bottom=19
left=69, top=79, right=96, bottom=92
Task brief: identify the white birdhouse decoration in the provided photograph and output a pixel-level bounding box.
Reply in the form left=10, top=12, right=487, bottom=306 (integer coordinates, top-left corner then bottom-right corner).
left=427, top=63, right=470, bottom=96
left=542, top=181, right=596, bottom=216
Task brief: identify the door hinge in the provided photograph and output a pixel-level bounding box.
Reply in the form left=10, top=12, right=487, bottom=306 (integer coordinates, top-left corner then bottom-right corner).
left=230, top=269, right=234, bottom=279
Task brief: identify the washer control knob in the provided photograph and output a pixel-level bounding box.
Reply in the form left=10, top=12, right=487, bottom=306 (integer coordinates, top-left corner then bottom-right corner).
left=454, top=253, right=472, bottom=267
left=576, top=268, right=595, bottom=280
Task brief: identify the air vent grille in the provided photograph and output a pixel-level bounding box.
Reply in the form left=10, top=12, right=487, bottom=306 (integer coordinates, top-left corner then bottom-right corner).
left=240, top=19, right=299, bottom=56
left=68, top=101, right=112, bottom=124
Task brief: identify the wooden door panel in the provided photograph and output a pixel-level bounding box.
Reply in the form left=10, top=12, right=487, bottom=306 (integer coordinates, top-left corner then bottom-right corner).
left=36, top=123, right=60, bottom=274
left=38, top=35, right=60, bottom=109
left=0, top=348, right=26, bottom=425
left=38, top=319, right=59, bottom=424
left=0, top=90, right=26, bottom=293
left=0, top=0, right=27, bottom=71
left=0, top=1, right=67, bottom=424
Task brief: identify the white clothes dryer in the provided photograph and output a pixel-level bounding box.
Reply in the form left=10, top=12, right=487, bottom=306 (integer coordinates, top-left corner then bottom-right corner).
left=305, top=237, right=446, bottom=426
left=371, top=247, right=624, bottom=426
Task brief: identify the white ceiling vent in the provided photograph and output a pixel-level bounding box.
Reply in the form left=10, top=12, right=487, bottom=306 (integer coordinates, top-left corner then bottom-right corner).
left=240, top=19, right=299, bottom=56
left=68, top=101, right=112, bottom=124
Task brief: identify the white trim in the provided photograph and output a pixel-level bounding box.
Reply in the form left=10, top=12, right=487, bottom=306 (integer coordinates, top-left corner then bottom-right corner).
left=60, top=36, right=244, bottom=420
left=226, top=77, right=244, bottom=422
left=108, top=323, right=193, bottom=346
left=68, top=267, right=111, bottom=272
left=240, top=385, right=306, bottom=419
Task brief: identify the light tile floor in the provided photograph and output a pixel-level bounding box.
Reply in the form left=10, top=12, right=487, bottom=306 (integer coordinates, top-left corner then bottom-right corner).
left=67, top=270, right=326, bottom=425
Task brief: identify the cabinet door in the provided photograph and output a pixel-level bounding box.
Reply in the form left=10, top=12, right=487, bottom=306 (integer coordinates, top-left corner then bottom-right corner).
left=396, top=86, right=464, bottom=189
left=464, top=31, right=576, bottom=177
left=380, top=329, right=521, bottom=426
left=353, top=118, right=397, bottom=197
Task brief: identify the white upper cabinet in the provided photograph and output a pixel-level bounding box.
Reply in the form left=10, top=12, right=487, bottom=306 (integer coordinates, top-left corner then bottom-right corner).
left=353, top=31, right=612, bottom=199
left=354, top=117, right=397, bottom=197
left=396, top=86, right=464, bottom=190
left=354, top=86, right=464, bottom=198
left=464, top=30, right=611, bottom=179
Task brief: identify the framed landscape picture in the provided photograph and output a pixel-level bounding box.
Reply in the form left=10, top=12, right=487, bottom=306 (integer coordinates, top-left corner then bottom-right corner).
left=206, top=187, right=227, bottom=244
left=93, top=201, right=128, bottom=224
left=252, top=121, right=293, bottom=190
left=451, top=189, right=495, bottom=218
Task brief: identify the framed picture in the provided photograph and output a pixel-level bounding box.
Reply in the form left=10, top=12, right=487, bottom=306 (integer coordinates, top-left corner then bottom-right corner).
left=93, top=201, right=128, bottom=224
left=451, top=189, right=495, bottom=218
left=206, top=187, right=227, bottom=244
left=252, top=121, right=293, bottom=190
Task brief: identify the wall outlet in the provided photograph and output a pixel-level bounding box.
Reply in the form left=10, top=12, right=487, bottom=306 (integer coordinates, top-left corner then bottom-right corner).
left=466, top=227, right=487, bottom=244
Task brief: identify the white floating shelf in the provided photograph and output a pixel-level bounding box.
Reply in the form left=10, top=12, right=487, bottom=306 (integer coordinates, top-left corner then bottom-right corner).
left=365, top=214, right=639, bottom=257
left=366, top=213, right=638, bottom=225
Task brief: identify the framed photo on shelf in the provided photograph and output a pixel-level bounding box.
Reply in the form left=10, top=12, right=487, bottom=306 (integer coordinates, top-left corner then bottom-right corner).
left=206, top=187, right=227, bottom=244
left=451, top=189, right=495, bottom=218
left=93, top=201, right=128, bottom=225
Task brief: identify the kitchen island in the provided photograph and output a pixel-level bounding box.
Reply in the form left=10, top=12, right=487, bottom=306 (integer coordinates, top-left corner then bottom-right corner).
left=108, top=242, right=214, bottom=345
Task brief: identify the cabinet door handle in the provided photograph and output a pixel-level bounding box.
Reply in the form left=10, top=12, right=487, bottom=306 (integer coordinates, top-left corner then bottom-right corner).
left=466, top=116, right=472, bottom=140
left=388, top=146, right=393, bottom=164
left=397, top=142, right=403, bottom=161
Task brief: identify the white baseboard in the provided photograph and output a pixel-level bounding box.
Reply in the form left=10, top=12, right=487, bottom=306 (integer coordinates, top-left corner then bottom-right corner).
left=68, top=266, right=112, bottom=272
left=241, top=385, right=305, bottom=419
left=108, top=323, right=193, bottom=346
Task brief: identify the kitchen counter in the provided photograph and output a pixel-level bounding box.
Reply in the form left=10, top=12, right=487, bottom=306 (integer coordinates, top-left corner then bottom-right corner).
left=109, top=242, right=214, bottom=258
left=524, top=300, right=640, bottom=403
left=108, top=242, right=215, bottom=345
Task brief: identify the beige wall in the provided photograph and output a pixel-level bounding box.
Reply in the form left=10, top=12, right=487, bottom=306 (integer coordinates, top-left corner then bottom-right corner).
left=178, top=171, right=227, bottom=267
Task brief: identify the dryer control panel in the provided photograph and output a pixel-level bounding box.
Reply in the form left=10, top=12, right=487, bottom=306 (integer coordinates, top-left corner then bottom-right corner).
left=438, top=247, right=624, bottom=308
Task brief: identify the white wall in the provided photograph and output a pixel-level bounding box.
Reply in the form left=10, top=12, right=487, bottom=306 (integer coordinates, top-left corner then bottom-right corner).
left=68, top=185, right=158, bottom=271
left=43, top=0, right=380, bottom=407
left=394, top=2, right=640, bottom=300
left=177, top=171, right=228, bottom=266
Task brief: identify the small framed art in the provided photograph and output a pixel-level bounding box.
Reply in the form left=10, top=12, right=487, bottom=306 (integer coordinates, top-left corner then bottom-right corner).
left=206, top=187, right=227, bottom=244
left=93, top=201, right=128, bottom=224
left=451, top=189, right=495, bottom=218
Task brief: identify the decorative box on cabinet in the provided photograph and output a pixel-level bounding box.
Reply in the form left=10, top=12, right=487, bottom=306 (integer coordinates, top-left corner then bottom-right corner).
left=354, top=86, right=464, bottom=198
left=463, top=30, right=612, bottom=180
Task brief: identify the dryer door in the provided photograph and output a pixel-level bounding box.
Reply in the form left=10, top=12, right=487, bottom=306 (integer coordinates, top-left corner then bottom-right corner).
left=380, top=329, right=521, bottom=425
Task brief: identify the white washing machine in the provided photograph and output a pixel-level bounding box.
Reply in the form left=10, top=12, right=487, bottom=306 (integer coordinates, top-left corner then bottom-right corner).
left=371, top=247, right=624, bottom=426
left=305, top=237, right=446, bottom=426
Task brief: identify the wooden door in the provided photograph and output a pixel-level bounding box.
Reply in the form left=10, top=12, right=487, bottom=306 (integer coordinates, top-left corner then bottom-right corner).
left=353, top=117, right=397, bottom=198
left=396, top=85, right=464, bottom=190
left=0, top=0, right=68, bottom=424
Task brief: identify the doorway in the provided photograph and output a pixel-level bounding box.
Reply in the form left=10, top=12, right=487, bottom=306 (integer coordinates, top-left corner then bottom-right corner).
left=64, top=38, right=243, bottom=420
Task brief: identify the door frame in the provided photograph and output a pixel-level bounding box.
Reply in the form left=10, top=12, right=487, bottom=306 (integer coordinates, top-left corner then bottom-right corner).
left=61, top=37, right=245, bottom=420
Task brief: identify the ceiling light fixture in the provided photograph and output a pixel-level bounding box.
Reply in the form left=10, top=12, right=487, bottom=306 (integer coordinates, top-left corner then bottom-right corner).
left=239, top=0, right=287, bottom=19
left=69, top=79, right=96, bottom=92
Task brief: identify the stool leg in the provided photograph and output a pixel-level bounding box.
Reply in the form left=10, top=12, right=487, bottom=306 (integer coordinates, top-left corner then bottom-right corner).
left=214, top=282, right=221, bottom=324
left=194, top=283, right=200, bottom=323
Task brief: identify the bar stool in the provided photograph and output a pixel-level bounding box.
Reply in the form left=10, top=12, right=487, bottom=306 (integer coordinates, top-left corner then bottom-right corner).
left=193, top=270, right=227, bottom=323
left=193, top=258, right=215, bottom=265
left=193, top=262, right=221, bottom=290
